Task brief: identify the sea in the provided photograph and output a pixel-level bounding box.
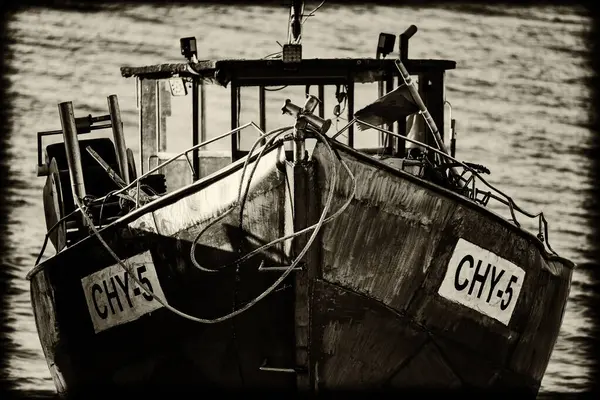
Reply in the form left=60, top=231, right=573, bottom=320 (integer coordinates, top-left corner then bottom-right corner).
left=1, top=2, right=595, bottom=397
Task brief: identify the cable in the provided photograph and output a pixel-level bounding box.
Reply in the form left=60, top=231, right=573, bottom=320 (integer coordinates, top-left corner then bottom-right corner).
left=77, top=125, right=355, bottom=325
left=303, top=0, right=326, bottom=23
left=190, top=129, right=356, bottom=274
left=189, top=127, right=292, bottom=273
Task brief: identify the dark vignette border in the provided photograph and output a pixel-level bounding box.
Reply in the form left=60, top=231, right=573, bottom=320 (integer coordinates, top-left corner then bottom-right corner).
left=0, top=0, right=597, bottom=399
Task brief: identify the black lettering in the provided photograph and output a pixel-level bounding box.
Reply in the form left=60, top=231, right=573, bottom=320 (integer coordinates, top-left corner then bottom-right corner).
left=115, top=273, right=133, bottom=308
left=137, top=265, right=154, bottom=301
left=486, top=266, right=505, bottom=303
left=91, top=283, right=107, bottom=319
left=103, top=277, right=123, bottom=314
left=500, top=275, right=519, bottom=310
left=468, top=261, right=491, bottom=298
left=454, top=255, right=473, bottom=291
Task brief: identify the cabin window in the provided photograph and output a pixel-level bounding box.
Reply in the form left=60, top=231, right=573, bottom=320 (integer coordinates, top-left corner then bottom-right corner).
left=156, top=79, right=193, bottom=156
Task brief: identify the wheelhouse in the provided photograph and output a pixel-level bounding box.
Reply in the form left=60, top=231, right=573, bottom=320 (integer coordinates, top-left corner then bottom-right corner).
left=119, top=30, right=456, bottom=193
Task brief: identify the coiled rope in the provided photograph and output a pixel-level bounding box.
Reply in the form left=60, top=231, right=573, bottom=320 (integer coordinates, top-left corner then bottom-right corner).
left=74, top=127, right=356, bottom=324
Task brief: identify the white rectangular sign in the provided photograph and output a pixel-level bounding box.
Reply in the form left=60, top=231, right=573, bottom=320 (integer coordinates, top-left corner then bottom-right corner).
left=437, top=239, right=526, bottom=326
left=81, top=251, right=166, bottom=333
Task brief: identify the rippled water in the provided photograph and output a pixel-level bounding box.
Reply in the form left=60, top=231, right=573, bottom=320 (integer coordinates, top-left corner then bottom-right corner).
left=2, top=3, right=594, bottom=396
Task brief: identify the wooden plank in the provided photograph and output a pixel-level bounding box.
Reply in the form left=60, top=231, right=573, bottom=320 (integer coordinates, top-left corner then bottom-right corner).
left=139, top=79, right=157, bottom=174
left=312, top=143, right=457, bottom=312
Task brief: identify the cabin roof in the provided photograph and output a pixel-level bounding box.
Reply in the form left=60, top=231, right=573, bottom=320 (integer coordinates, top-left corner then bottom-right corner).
left=120, top=58, right=456, bottom=87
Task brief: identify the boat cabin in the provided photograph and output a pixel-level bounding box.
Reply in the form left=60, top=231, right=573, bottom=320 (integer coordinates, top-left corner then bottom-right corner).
left=118, top=29, right=457, bottom=192
left=35, top=27, right=459, bottom=251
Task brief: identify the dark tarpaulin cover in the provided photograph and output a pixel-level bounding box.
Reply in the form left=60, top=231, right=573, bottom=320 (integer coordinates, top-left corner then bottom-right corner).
left=354, top=84, right=419, bottom=131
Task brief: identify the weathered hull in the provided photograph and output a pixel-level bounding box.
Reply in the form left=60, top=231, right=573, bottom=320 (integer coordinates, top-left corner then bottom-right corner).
left=311, top=142, right=573, bottom=394
left=29, top=143, right=573, bottom=398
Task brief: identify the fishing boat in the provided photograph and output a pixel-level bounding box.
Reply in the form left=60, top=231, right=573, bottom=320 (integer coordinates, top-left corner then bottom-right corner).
left=27, top=1, right=574, bottom=398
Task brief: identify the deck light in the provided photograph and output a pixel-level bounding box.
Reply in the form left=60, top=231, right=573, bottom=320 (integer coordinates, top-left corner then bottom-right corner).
left=180, top=37, right=198, bottom=63
left=282, top=44, right=302, bottom=63
left=377, top=33, right=396, bottom=58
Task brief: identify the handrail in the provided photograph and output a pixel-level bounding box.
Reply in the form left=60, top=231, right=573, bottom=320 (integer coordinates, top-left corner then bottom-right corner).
left=83, top=114, right=557, bottom=255
left=332, top=118, right=559, bottom=256
left=92, top=121, right=268, bottom=207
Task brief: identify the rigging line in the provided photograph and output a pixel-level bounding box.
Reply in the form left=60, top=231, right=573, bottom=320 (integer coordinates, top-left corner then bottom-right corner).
left=302, top=0, right=326, bottom=24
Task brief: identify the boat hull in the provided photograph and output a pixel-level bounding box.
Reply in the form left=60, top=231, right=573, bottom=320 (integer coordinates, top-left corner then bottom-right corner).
left=29, top=143, right=573, bottom=398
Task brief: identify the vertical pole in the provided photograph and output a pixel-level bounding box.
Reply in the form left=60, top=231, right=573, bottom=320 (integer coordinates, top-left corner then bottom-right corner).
left=450, top=119, right=456, bottom=158
left=398, top=26, right=417, bottom=157
left=419, top=71, right=445, bottom=164
left=107, top=95, right=130, bottom=184
left=286, top=159, right=316, bottom=392
left=318, top=85, right=325, bottom=118
left=192, top=79, right=200, bottom=181
left=292, top=123, right=306, bottom=163
left=259, top=86, right=266, bottom=146
left=377, top=57, right=384, bottom=147
left=58, top=102, right=87, bottom=204
left=346, top=81, right=354, bottom=148
left=200, top=79, right=207, bottom=143
left=230, top=83, right=239, bottom=162
left=139, top=79, right=157, bottom=174
left=385, top=75, right=395, bottom=154
left=396, top=75, right=407, bottom=157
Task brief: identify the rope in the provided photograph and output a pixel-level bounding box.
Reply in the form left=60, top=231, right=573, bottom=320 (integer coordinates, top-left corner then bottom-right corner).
left=190, top=128, right=356, bottom=274
left=189, top=126, right=292, bottom=273
left=75, top=127, right=356, bottom=325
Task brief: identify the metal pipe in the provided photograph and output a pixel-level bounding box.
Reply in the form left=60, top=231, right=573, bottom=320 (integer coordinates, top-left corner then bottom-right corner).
left=376, top=52, right=384, bottom=146
left=347, top=82, right=354, bottom=148
left=259, top=86, right=266, bottom=145
left=107, top=95, right=130, bottom=184
left=58, top=102, right=87, bottom=203
left=450, top=119, right=457, bottom=158
left=385, top=75, right=394, bottom=153
left=399, top=25, right=418, bottom=62
left=318, top=85, right=325, bottom=117
left=394, top=60, right=448, bottom=155
left=200, top=80, right=206, bottom=142
left=192, top=79, right=200, bottom=181
left=293, top=123, right=306, bottom=163
left=396, top=59, right=462, bottom=186
left=230, top=84, right=239, bottom=162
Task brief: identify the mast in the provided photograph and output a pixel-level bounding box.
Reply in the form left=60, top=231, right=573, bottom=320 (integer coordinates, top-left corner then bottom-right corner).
left=289, top=0, right=304, bottom=44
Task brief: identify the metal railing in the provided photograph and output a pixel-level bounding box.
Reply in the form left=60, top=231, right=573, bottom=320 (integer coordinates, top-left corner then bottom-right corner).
left=88, top=115, right=557, bottom=256
left=332, top=117, right=559, bottom=256
left=94, top=121, right=271, bottom=209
